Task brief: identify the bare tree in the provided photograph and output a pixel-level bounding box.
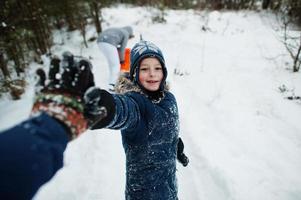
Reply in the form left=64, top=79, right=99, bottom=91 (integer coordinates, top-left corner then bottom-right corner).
left=89, top=1, right=103, bottom=35
left=283, top=26, right=301, bottom=72
left=279, top=13, right=301, bottom=72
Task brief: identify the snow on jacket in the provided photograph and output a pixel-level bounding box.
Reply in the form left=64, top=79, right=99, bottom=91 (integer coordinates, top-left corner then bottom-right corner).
left=97, top=26, right=133, bottom=62
left=0, top=113, right=68, bottom=200
left=106, top=77, right=179, bottom=199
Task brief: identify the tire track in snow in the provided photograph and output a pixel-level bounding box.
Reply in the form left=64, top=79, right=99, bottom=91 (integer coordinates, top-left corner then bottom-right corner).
left=175, top=80, right=235, bottom=200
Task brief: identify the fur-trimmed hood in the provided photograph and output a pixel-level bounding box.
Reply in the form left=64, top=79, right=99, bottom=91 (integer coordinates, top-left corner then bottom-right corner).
left=115, top=75, right=169, bottom=94
left=115, top=75, right=142, bottom=95
left=114, top=75, right=170, bottom=103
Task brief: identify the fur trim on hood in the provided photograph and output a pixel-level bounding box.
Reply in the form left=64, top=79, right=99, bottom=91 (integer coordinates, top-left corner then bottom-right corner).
left=115, top=75, right=142, bottom=94
left=114, top=75, right=170, bottom=102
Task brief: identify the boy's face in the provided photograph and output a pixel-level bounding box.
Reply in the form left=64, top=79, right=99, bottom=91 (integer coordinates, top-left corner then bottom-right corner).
left=138, top=57, right=163, bottom=91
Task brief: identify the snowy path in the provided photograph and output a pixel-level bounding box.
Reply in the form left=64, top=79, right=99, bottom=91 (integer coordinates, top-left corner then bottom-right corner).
left=0, top=6, right=300, bottom=200
left=171, top=11, right=301, bottom=200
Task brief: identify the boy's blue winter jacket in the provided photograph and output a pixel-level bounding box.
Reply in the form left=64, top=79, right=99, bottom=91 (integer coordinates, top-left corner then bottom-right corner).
left=0, top=113, right=68, bottom=200
left=106, top=82, right=180, bottom=199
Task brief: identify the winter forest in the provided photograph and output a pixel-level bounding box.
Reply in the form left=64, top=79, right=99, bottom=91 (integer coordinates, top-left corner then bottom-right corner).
left=1, top=0, right=301, bottom=199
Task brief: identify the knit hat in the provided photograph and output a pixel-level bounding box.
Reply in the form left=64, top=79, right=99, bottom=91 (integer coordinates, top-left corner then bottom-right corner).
left=129, top=40, right=167, bottom=92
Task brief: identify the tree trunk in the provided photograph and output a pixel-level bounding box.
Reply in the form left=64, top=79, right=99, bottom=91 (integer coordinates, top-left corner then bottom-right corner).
left=90, top=1, right=102, bottom=34
left=80, top=21, right=88, bottom=48
left=0, top=53, right=10, bottom=78
left=262, top=0, right=271, bottom=9
left=9, top=44, right=23, bottom=76
left=293, top=43, right=301, bottom=72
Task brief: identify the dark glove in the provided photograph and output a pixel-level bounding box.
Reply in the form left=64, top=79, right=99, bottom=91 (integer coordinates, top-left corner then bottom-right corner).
left=84, top=87, right=116, bottom=129
left=32, top=51, right=95, bottom=140
left=177, top=137, right=189, bottom=167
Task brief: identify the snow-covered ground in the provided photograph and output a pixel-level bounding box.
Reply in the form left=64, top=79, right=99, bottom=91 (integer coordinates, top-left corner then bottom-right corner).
left=1, top=5, right=301, bottom=200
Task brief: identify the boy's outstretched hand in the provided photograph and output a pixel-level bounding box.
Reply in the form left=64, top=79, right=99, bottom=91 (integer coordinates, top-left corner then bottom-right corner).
left=83, top=87, right=116, bottom=129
